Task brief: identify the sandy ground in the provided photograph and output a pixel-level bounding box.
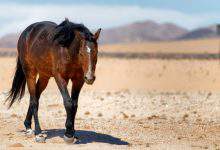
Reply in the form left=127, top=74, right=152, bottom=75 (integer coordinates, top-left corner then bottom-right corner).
left=0, top=57, right=219, bottom=150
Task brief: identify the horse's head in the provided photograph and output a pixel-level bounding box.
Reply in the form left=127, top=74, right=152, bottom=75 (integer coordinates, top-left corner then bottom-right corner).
left=76, top=29, right=101, bottom=85
left=53, top=19, right=101, bottom=85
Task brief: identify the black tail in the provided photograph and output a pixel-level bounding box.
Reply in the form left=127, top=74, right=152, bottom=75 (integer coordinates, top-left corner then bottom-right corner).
left=6, top=58, right=26, bottom=108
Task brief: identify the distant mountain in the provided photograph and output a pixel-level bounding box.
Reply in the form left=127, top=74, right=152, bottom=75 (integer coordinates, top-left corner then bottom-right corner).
left=0, top=21, right=218, bottom=48
left=0, top=33, right=19, bottom=48
left=178, top=26, right=218, bottom=40
left=100, top=20, right=188, bottom=44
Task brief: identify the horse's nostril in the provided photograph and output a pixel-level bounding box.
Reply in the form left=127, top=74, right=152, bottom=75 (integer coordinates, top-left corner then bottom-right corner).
left=84, top=75, right=95, bottom=84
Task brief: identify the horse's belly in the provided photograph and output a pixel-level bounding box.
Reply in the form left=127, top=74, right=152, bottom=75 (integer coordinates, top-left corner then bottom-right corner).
left=37, top=65, right=53, bottom=76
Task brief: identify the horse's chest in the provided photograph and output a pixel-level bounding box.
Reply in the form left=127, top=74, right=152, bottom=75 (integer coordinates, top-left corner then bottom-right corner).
left=56, top=62, right=80, bottom=76
left=53, top=48, right=81, bottom=77
left=58, top=47, right=72, bottom=63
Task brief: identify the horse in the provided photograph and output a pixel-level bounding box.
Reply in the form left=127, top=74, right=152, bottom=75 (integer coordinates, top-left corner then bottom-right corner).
left=6, top=18, right=101, bottom=143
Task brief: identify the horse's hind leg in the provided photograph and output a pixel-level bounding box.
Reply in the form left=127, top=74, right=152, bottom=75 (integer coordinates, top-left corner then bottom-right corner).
left=24, top=72, right=49, bottom=142
left=23, top=70, right=37, bottom=134
left=34, top=75, right=49, bottom=142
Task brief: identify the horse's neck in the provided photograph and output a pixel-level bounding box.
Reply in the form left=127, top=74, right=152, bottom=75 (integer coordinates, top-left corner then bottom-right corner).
left=69, top=39, right=81, bottom=55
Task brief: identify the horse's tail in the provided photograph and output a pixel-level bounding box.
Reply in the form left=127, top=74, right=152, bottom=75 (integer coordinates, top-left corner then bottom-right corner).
left=6, top=58, right=26, bottom=108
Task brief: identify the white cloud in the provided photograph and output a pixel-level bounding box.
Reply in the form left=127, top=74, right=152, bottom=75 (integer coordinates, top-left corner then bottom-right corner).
left=0, top=3, right=219, bottom=36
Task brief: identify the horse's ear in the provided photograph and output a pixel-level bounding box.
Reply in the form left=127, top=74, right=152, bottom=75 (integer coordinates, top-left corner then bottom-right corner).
left=53, top=20, right=74, bottom=47
left=94, top=28, right=101, bottom=41
left=65, top=17, right=69, bottom=22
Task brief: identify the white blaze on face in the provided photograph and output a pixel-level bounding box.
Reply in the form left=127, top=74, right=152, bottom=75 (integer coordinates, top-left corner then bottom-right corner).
left=86, top=45, right=92, bottom=53
left=85, top=44, right=93, bottom=80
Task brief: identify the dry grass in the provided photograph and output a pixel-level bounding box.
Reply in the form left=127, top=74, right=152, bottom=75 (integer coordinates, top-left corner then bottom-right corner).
left=100, top=38, right=220, bottom=54
left=1, top=38, right=219, bottom=55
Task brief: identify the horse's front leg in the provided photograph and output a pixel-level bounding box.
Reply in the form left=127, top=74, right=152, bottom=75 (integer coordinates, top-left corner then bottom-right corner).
left=71, top=78, right=84, bottom=134
left=55, top=75, right=75, bottom=143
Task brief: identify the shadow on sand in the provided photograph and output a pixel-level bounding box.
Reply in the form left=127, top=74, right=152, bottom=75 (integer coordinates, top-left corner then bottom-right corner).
left=45, top=129, right=129, bottom=145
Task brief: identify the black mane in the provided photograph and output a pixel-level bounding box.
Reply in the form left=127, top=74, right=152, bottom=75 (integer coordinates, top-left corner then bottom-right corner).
left=53, top=19, right=94, bottom=47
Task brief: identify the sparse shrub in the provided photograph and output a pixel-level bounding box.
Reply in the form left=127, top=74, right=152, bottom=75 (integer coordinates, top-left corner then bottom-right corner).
left=98, top=113, right=103, bottom=117
left=85, top=111, right=90, bottom=115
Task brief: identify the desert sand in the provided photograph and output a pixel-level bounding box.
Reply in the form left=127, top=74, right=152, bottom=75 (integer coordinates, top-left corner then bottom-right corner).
left=0, top=56, right=219, bottom=150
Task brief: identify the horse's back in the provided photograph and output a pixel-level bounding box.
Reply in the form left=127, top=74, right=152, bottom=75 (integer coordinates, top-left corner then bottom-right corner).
left=17, top=21, right=57, bottom=76
left=18, top=21, right=57, bottom=53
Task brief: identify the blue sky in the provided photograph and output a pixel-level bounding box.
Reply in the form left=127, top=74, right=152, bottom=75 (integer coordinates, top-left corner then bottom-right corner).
left=0, top=0, right=219, bottom=36
left=2, top=0, right=220, bottom=13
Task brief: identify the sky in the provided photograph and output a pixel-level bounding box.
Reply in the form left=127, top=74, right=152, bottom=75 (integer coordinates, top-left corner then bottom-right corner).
left=0, top=0, right=219, bottom=36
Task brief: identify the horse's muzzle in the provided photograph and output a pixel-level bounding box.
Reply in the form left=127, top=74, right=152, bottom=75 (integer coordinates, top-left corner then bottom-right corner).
left=84, top=76, right=96, bottom=85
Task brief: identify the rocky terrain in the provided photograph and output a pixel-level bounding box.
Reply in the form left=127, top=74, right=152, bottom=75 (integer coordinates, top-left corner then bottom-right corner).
left=0, top=57, right=219, bottom=149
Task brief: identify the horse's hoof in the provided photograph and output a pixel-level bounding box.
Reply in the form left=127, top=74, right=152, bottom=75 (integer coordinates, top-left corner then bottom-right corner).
left=25, top=129, right=34, bottom=138
left=35, top=133, right=47, bottom=143
left=63, top=135, right=75, bottom=143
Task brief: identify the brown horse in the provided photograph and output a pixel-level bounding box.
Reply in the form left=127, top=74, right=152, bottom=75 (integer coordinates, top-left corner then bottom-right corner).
left=6, top=18, right=101, bottom=143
